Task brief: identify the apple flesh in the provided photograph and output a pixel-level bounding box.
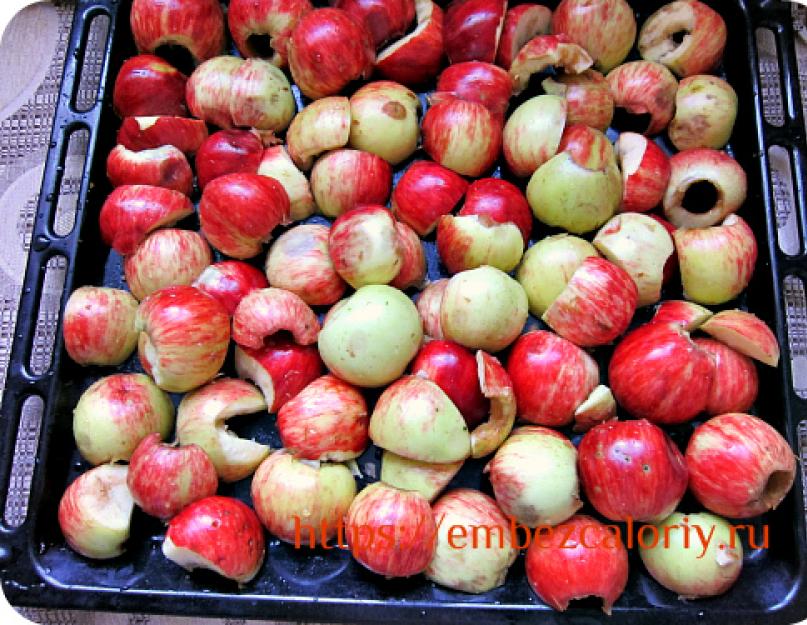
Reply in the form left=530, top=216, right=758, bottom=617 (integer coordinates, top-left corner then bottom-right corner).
left=192, top=260, right=269, bottom=315
left=106, top=145, right=193, bottom=195
left=286, top=96, right=351, bottom=170
left=380, top=451, right=462, bottom=502
left=195, top=129, right=264, bottom=190
left=573, top=384, right=617, bottom=433
left=694, top=338, right=758, bottom=416
left=113, top=54, right=187, bottom=117
left=614, top=132, right=671, bottom=213
left=509, top=34, right=593, bottom=96
left=375, top=0, right=444, bottom=86
left=228, top=0, right=313, bottom=66
left=416, top=279, right=448, bottom=339
left=606, top=61, right=678, bottom=135
left=700, top=309, right=780, bottom=367
left=391, top=161, right=468, bottom=236
left=310, top=149, right=393, bottom=218
left=117, top=116, right=208, bottom=154
left=495, top=3, right=552, bottom=70
left=541, top=70, right=613, bottom=131
left=503, top=95, right=566, bottom=178
left=443, top=0, right=506, bottom=65
left=669, top=75, right=737, bottom=150
left=258, top=146, right=316, bottom=221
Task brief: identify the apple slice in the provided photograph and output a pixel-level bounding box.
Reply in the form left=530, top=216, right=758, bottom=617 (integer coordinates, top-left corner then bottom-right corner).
left=380, top=450, right=463, bottom=502
left=375, top=0, right=443, bottom=86
left=496, top=4, right=552, bottom=70
left=117, top=116, right=208, bottom=154
left=652, top=300, right=713, bottom=331
left=700, top=310, right=780, bottom=367
left=509, top=34, right=593, bottom=95
left=573, top=385, right=617, bottom=433
left=470, top=351, right=516, bottom=458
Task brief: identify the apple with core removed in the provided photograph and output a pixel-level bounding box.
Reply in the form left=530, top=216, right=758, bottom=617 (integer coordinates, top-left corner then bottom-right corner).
left=106, top=145, right=193, bottom=195
left=228, top=0, right=313, bottom=66
left=195, top=129, right=263, bottom=190
left=606, top=61, right=678, bottom=135
left=113, top=54, right=187, bottom=117
left=375, top=0, right=444, bottom=86
left=193, top=261, right=268, bottom=315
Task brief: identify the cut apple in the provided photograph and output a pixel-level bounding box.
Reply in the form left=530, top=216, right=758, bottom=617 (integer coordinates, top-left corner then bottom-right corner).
left=652, top=300, right=713, bottom=331
left=509, top=35, right=593, bottom=95
left=496, top=3, right=552, bottom=70
left=700, top=309, right=780, bottom=367
left=573, top=385, right=617, bottom=432
left=380, top=450, right=463, bottom=502
left=470, top=351, right=516, bottom=458
left=375, top=0, right=444, bottom=86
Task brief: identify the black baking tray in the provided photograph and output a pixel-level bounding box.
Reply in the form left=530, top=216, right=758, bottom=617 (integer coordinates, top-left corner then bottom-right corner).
left=2, top=0, right=807, bottom=622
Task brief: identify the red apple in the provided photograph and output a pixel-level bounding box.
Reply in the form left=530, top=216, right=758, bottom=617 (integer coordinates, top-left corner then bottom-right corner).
left=509, top=34, right=593, bottom=95
left=228, top=0, right=313, bottom=66
left=541, top=69, right=613, bottom=131
left=432, top=62, right=512, bottom=122
left=310, top=149, right=392, bottom=218
left=375, top=0, right=444, bottom=86
left=99, top=184, right=193, bottom=255
left=331, top=0, right=415, bottom=48
left=163, top=496, right=265, bottom=583
left=106, top=145, right=193, bottom=195
left=391, top=161, right=468, bottom=236
left=185, top=56, right=243, bottom=128
left=700, top=309, right=780, bottom=367
left=606, top=60, right=678, bottom=135
left=495, top=3, right=552, bottom=70
left=258, top=146, right=316, bottom=220
left=694, top=338, right=758, bottom=416
left=130, top=0, right=225, bottom=65
left=232, top=287, right=320, bottom=350
left=286, top=96, right=351, bottom=170
left=195, top=129, right=264, bottom=190
left=416, top=279, right=448, bottom=339
left=469, top=350, right=516, bottom=458
left=117, top=116, right=208, bottom=154
left=444, top=0, right=506, bottom=64
left=614, top=132, right=671, bottom=212
left=127, top=433, right=218, bottom=520
left=287, top=8, right=375, bottom=99
left=113, top=54, right=187, bottom=118
left=390, top=222, right=427, bottom=290
left=578, top=419, right=688, bottom=522
left=686, top=413, right=797, bottom=518
left=652, top=299, right=713, bottom=331
left=136, top=285, right=231, bottom=393
left=460, top=178, right=532, bottom=244
left=193, top=261, right=269, bottom=315
left=63, top=286, right=139, bottom=366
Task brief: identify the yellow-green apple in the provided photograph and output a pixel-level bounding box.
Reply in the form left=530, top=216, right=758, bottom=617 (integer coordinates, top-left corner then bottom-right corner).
left=195, top=129, right=264, bottom=190
left=228, top=0, right=312, bottom=66
left=193, top=260, right=268, bottom=315
left=112, top=54, right=188, bottom=117
left=503, top=95, right=566, bottom=177
left=106, top=145, right=193, bottom=195
left=391, top=161, right=468, bottom=235
left=390, top=222, right=427, bottom=290
left=614, top=132, right=671, bottom=212
left=258, top=146, right=316, bottom=220
left=700, top=309, right=780, bottom=367
left=669, top=75, right=737, bottom=150
left=495, top=3, right=551, bottom=69
left=375, top=0, right=444, bottom=86
left=286, top=97, right=351, bottom=170
left=542, top=69, right=613, bottom=131
left=117, top=116, right=208, bottom=154
left=415, top=279, right=448, bottom=339
left=509, top=34, right=593, bottom=95
left=437, top=215, right=524, bottom=274
left=380, top=451, right=462, bottom=501
left=310, top=149, right=392, bottom=218
left=606, top=60, right=678, bottom=135
left=444, top=0, right=506, bottom=64
left=694, top=338, right=758, bottom=415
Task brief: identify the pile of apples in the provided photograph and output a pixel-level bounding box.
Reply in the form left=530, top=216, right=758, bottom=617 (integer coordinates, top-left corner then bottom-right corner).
left=56, top=0, right=799, bottom=613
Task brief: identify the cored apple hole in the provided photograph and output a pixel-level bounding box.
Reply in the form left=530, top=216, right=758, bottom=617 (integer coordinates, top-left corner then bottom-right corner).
left=681, top=181, right=718, bottom=214
left=671, top=30, right=688, bottom=45
left=763, top=469, right=794, bottom=504
left=154, top=44, right=196, bottom=76
left=611, top=108, right=653, bottom=134
left=246, top=34, right=274, bottom=59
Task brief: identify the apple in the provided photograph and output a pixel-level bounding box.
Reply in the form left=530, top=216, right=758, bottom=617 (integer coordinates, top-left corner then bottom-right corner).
left=136, top=285, right=231, bottom=393
left=700, top=309, right=780, bottom=367
left=440, top=265, right=528, bottom=352
left=639, top=512, right=742, bottom=598
left=58, top=464, right=134, bottom=560
left=503, top=95, right=566, bottom=178
left=375, top=0, right=444, bottom=86
left=432, top=62, right=512, bottom=122
left=437, top=215, right=524, bottom=274
left=310, top=149, right=393, bottom=218
left=124, top=229, right=211, bottom=301
left=63, top=286, right=139, bottom=366
left=195, top=129, right=264, bottom=190
left=380, top=451, right=462, bottom=501
left=391, top=222, right=427, bottom=290
left=543, top=256, right=638, bottom=347
left=346, top=482, right=436, bottom=577
left=486, top=426, right=582, bottom=526
left=460, top=178, right=533, bottom=244
left=349, top=81, right=420, bottom=165
left=251, top=451, right=356, bottom=545
left=469, top=350, right=516, bottom=458
left=130, top=0, right=225, bottom=65
left=318, top=285, right=423, bottom=387
left=516, top=234, right=598, bottom=317
left=185, top=56, right=244, bottom=127
left=232, top=287, right=320, bottom=350
left=199, top=173, right=290, bottom=259
left=506, top=330, right=599, bottom=427
left=686, top=412, right=797, bottom=518
left=606, top=60, right=678, bottom=135
left=99, top=184, right=193, bottom=255
left=551, top=0, right=636, bottom=72
left=331, top=0, right=415, bottom=48
left=638, top=0, right=727, bottom=77
left=694, top=338, right=758, bottom=416
left=541, top=70, right=613, bottom=131
left=578, top=418, right=688, bottom=522
left=228, top=0, right=313, bottom=66
left=525, top=514, right=628, bottom=614
left=609, top=321, right=713, bottom=424
left=421, top=99, right=502, bottom=177
left=495, top=3, right=552, bottom=70
left=613, top=132, right=671, bottom=213
left=193, top=261, right=269, bottom=315
left=416, top=279, right=448, bottom=339
left=652, top=299, right=713, bottom=331
left=443, top=0, right=506, bottom=64
left=106, top=145, right=193, bottom=195
left=509, top=34, right=593, bottom=95
left=425, top=489, right=518, bottom=593
left=287, top=8, right=375, bottom=100
left=674, top=214, right=757, bottom=305
left=286, top=96, right=351, bottom=170
left=277, top=375, right=369, bottom=461
left=669, top=75, right=738, bottom=150
left=127, top=434, right=218, bottom=520
left=163, top=496, right=265, bottom=583
left=113, top=54, right=187, bottom=117
left=72, top=373, right=174, bottom=465
left=258, top=146, right=316, bottom=220
left=117, top=116, right=208, bottom=154
left=391, top=160, right=468, bottom=236
left=573, top=384, right=617, bottom=433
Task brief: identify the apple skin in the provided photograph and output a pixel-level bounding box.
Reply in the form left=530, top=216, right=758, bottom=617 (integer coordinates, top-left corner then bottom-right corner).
left=346, top=482, right=437, bottom=578
left=113, top=54, right=187, bottom=117
left=265, top=224, right=347, bottom=306
left=130, top=0, right=225, bottom=65
left=136, top=285, right=231, bottom=393
left=411, top=340, right=489, bottom=428
left=507, top=331, right=599, bottom=427
left=63, top=286, right=139, bottom=366
left=286, top=96, right=351, bottom=170
left=390, top=222, right=427, bottom=290
left=99, top=184, right=193, bottom=255
left=195, top=129, right=263, bottom=190
left=391, top=161, right=468, bottom=236
left=638, top=0, right=727, bottom=78
left=107, top=145, right=193, bottom=196
left=277, top=374, right=369, bottom=461
left=674, top=214, right=757, bottom=306
left=503, top=95, right=566, bottom=178
left=73, top=373, right=174, bottom=465
left=380, top=451, right=462, bottom=501
left=551, top=0, right=636, bottom=72
left=421, top=99, right=503, bottom=177
left=425, top=489, right=518, bottom=593
left=310, top=149, right=393, bottom=218
left=541, top=69, right=613, bottom=131
left=185, top=56, right=243, bottom=128
left=543, top=256, right=638, bottom=347
left=700, top=309, right=780, bottom=367
left=694, top=338, right=758, bottom=416
left=58, top=464, right=135, bottom=560
left=416, top=279, right=448, bottom=339
left=287, top=8, right=375, bottom=100
left=193, top=260, right=269, bottom=316
left=578, top=418, right=688, bottom=522
left=232, top=287, right=320, bottom=350
left=652, top=299, right=713, bottom=331
left=443, top=0, right=506, bottom=65
left=525, top=514, right=628, bottom=614
left=573, top=384, right=617, bottom=433
left=437, top=215, right=524, bottom=274
left=669, top=75, right=737, bottom=150
left=250, top=451, right=356, bottom=545
left=375, top=0, right=444, bottom=86
left=127, top=433, right=218, bottom=520
left=228, top=0, right=313, bottom=66
left=609, top=321, right=713, bottom=425
left=461, top=178, right=533, bottom=244
left=614, top=132, right=671, bottom=213
left=117, top=116, right=208, bottom=154
left=469, top=351, right=516, bottom=458
left=509, top=34, right=593, bottom=96
left=331, top=0, right=414, bottom=48
left=163, top=496, right=265, bottom=584
left=606, top=61, right=678, bottom=135
left=199, top=173, right=290, bottom=259
left=433, top=62, right=512, bottom=123
left=686, top=413, right=797, bottom=518
left=496, top=3, right=552, bottom=70
left=124, top=229, right=212, bottom=301
left=258, top=146, right=316, bottom=221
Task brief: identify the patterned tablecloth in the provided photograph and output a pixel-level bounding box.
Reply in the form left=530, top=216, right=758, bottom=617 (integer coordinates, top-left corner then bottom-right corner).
left=1, top=2, right=806, bottom=624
